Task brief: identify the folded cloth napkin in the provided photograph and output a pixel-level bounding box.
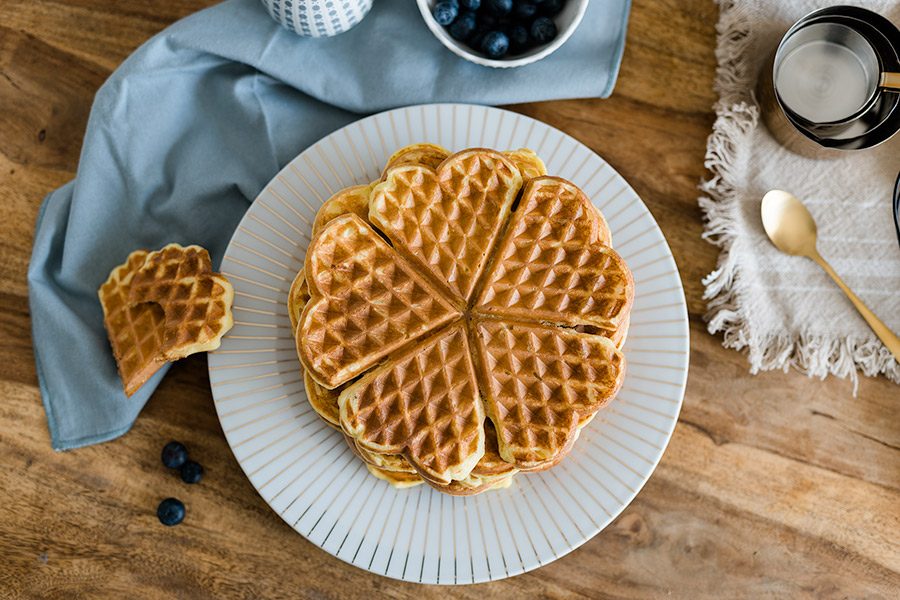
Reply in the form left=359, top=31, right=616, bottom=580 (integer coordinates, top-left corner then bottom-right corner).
left=28, top=0, right=632, bottom=450
left=701, top=0, right=900, bottom=391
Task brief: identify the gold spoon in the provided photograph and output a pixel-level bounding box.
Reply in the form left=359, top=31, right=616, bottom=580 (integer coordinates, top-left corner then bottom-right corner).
left=761, top=190, right=900, bottom=361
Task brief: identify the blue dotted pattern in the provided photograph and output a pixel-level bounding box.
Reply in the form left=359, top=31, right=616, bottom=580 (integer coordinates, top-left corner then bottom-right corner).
left=260, top=0, right=372, bottom=37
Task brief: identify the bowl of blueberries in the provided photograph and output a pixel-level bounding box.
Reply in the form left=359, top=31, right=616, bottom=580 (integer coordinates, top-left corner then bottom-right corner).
left=417, top=0, right=589, bottom=68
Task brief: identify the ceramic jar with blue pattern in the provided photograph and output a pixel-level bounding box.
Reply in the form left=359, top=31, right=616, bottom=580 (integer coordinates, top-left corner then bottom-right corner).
left=260, top=0, right=372, bottom=37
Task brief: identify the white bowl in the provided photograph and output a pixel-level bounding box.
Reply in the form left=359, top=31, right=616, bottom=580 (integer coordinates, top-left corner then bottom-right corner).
left=416, top=0, right=589, bottom=68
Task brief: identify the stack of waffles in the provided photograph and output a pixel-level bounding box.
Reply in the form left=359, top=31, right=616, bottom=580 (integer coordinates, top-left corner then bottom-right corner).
left=290, top=144, right=633, bottom=495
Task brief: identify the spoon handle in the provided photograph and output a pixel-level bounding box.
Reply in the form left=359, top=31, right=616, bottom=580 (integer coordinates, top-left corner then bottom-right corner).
left=811, top=253, right=900, bottom=361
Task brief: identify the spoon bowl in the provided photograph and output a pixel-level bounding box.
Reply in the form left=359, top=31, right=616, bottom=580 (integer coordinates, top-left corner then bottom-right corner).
left=761, top=190, right=820, bottom=257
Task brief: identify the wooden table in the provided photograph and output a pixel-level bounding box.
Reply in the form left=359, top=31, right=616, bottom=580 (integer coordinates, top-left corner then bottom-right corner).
left=2, top=1, right=898, bottom=597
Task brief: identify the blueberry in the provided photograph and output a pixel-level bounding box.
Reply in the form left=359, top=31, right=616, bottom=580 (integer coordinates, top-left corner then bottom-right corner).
left=539, top=0, right=564, bottom=16
left=513, top=1, right=538, bottom=21
left=530, top=16, right=557, bottom=44
left=485, top=0, right=512, bottom=16
left=460, top=0, right=480, bottom=9
left=449, top=11, right=477, bottom=40
left=432, top=1, right=459, bottom=26
left=508, top=24, right=530, bottom=53
left=157, top=498, right=185, bottom=526
left=161, top=441, right=188, bottom=469
left=479, top=12, right=499, bottom=28
left=469, top=25, right=489, bottom=51
left=180, top=461, right=204, bottom=484
left=481, top=30, right=510, bottom=58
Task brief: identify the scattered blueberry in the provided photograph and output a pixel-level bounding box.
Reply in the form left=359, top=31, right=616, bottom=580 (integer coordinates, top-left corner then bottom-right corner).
left=460, top=0, right=480, bottom=9
left=161, top=441, right=188, bottom=469
left=539, top=0, right=564, bottom=16
left=513, top=1, right=537, bottom=20
left=485, top=0, right=513, bottom=16
left=449, top=10, right=477, bottom=41
left=508, top=24, right=530, bottom=53
left=530, top=16, right=558, bottom=44
left=157, top=498, right=185, bottom=526
left=481, top=31, right=510, bottom=58
left=180, top=461, right=204, bottom=484
left=432, top=1, right=459, bottom=26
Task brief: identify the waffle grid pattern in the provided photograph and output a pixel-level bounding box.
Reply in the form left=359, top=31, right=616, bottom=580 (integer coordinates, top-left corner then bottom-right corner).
left=477, top=178, right=632, bottom=330
left=370, top=150, right=521, bottom=301
left=341, top=323, right=483, bottom=484
left=126, top=245, right=233, bottom=358
left=298, top=215, right=460, bottom=388
left=299, top=156, right=632, bottom=486
left=473, top=319, right=625, bottom=469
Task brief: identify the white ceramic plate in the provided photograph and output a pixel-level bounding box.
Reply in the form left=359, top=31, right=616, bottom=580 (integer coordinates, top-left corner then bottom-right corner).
left=208, top=104, right=689, bottom=585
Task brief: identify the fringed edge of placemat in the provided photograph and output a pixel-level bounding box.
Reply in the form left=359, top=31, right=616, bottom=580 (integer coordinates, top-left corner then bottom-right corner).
left=698, top=0, right=900, bottom=393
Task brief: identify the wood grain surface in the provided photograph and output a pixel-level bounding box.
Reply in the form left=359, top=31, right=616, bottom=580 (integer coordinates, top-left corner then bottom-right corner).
left=1, top=1, right=898, bottom=598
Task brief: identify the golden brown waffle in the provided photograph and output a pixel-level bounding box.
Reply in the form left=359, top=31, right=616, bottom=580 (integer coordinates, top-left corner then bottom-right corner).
left=381, top=143, right=450, bottom=179
left=295, top=146, right=633, bottom=494
left=100, top=244, right=234, bottom=396
left=99, top=250, right=167, bottom=396
left=504, top=148, right=547, bottom=181
left=424, top=420, right=518, bottom=494
left=369, top=149, right=522, bottom=301
left=312, top=184, right=372, bottom=236
left=303, top=370, right=341, bottom=429
left=342, top=432, right=417, bottom=473
left=125, top=244, right=234, bottom=360
left=297, top=214, right=461, bottom=389
left=477, top=177, right=632, bottom=330
left=288, top=268, right=310, bottom=332
left=366, top=465, right=424, bottom=488
left=340, top=322, right=484, bottom=485
left=472, top=319, right=625, bottom=470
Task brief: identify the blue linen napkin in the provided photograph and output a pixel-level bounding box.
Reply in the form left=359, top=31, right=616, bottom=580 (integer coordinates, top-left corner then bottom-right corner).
left=28, top=0, right=631, bottom=450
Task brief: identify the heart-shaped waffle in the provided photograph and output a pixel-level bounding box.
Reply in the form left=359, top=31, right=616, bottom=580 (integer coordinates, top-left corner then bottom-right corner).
left=295, top=147, right=632, bottom=491
left=339, top=322, right=484, bottom=485
left=471, top=319, right=625, bottom=470
left=369, top=148, right=522, bottom=301
left=125, top=244, right=234, bottom=360
left=297, top=214, right=461, bottom=389
left=476, top=177, right=631, bottom=330
left=100, top=243, right=233, bottom=396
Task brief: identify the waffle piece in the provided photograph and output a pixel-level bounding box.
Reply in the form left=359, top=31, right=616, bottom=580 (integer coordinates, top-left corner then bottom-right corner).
left=504, top=148, right=547, bottom=181
left=369, top=149, right=523, bottom=301
left=381, top=143, right=450, bottom=179
left=297, top=214, right=461, bottom=389
left=303, top=370, right=341, bottom=429
left=471, top=319, right=625, bottom=470
left=339, top=322, right=485, bottom=485
left=366, top=465, right=424, bottom=488
left=476, top=177, right=632, bottom=331
left=288, top=268, right=310, bottom=332
left=312, top=184, right=373, bottom=236
left=425, top=419, right=518, bottom=494
left=100, top=244, right=233, bottom=396
left=99, top=250, right=167, bottom=396
left=342, top=432, right=417, bottom=473
left=125, top=244, right=234, bottom=360
left=428, top=471, right=515, bottom=495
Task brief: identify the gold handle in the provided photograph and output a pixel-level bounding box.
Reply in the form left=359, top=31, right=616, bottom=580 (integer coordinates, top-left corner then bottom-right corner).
left=882, top=72, right=900, bottom=91
left=811, top=252, right=900, bottom=361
